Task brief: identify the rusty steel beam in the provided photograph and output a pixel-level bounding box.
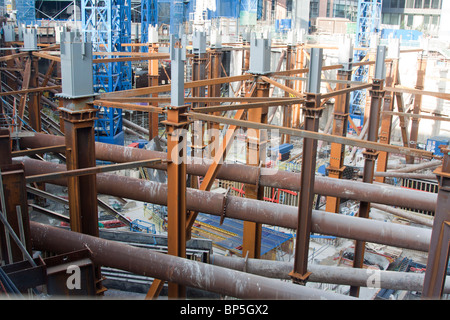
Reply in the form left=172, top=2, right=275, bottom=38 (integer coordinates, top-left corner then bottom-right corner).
left=188, top=113, right=433, bottom=159
left=211, top=254, right=450, bottom=294
left=19, top=132, right=438, bottom=212
left=18, top=157, right=432, bottom=252
left=29, top=221, right=354, bottom=300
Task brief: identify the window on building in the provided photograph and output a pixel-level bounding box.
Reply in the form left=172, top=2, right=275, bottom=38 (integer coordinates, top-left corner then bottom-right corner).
left=406, top=0, right=414, bottom=8
left=431, top=0, right=440, bottom=9
left=287, top=0, right=293, bottom=13
left=423, top=0, right=431, bottom=8
left=415, top=0, right=423, bottom=8
left=423, top=15, right=430, bottom=29
left=431, top=15, right=439, bottom=26
left=399, top=0, right=406, bottom=8
left=391, top=0, right=398, bottom=8
left=407, top=14, right=413, bottom=27
left=383, top=13, right=391, bottom=24
left=391, top=13, right=400, bottom=25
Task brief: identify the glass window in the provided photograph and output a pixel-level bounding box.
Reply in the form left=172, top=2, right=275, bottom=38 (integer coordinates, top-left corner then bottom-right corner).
left=423, top=15, right=430, bottom=25
left=423, top=0, right=431, bottom=8
left=431, top=0, right=440, bottom=9
left=391, top=0, right=398, bottom=8
left=383, top=13, right=391, bottom=24
left=407, top=14, right=413, bottom=26
left=406, top=0, right=414, bottom=8
left=399, top=0, right=406, bottom=8
left=390, top=13, right=400, bottom=24
left=415, top=0, right=422, bottom=8
left=431, top=15, right=439, bottom=26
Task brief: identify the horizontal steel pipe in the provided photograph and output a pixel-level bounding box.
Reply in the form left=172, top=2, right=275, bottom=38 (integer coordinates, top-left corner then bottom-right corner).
left=20, top=133, right=437, bottom=212
left=211, top=255, right=450, bottom=294
left=29, top=221, right=353, bottom=300
left=19, top=158, right=431, bottom=252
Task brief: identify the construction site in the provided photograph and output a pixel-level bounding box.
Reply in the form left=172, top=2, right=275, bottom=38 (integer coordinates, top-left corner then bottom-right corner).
left=0, top=0, right=449, bottom=302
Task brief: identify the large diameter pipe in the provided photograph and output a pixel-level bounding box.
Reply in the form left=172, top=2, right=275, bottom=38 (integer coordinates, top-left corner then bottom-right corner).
left=20, top=133, right=437, bottom=212
left=19, top=158, right=431, bottom=252
left=211, top=255, right=450, bottom=294
left=29, top=221, right=354, bottom=300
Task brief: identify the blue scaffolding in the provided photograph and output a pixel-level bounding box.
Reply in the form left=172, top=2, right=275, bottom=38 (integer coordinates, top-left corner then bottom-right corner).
left=16, top=0, right=36, bottom=26
left=82, top=0, right=132, bottom=145
left=140, top=0, right=158, bottom=52
left=349, top=0, right=382, bottom=132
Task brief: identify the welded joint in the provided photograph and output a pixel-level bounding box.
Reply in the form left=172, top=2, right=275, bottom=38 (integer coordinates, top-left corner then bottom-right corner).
left=369, top=79, right=385, bottom=98
left=289, top=270, right=312, bottom=285
left=362, top=149, right=379, bottom=161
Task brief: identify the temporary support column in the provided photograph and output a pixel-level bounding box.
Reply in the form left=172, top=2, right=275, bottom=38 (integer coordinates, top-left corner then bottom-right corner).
left=282, top=44, right=294, bottom=144
left=148, top=26, right=159, bottom=140
left=407, top=52, right=427, bottom=164
left=162, top=34, right=189, bottom=299
left=422, top=148, right=450, bottom=299
left=0, top=129, right=31, bottom=264
left=325, top=37, right=353, bottom=213
left=242, top=36, right=271, bottom=259
left=191, top=31, right=207, bottom=165
left=375, top=39, right=400, bottom=183
left=57, top=31, right=104, bottom=294
left=289, top=48, right=323, bottom=284
left=350, top=46, right=386, bottom=297
left=207, top=40, right=223, bottom=157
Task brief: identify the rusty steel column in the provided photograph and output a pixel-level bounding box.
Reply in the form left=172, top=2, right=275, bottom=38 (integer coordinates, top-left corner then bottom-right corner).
left=407, top=53, right=427, bottom=164
left=350, top=46, right=386, bottom=298
left=27, top=55, right=42, bottom=132
left=422, top=148, right=450, bottom=299
left=282, top=45, right=294, bottom=144
left=0, top=129, right=31, bottom=264
left=57, top=31, right=104, bottom=295
left=59, top=105, right=99, bottom=236
left=375, top=39, right=399, bottom=183
left=325, top=38, right=353, bottom=213
left=148, top=44, right=160, bottom=140
left=242, top=79, right=269, bottom=259
left=207, top=49, right=223, bottom=157
left=290, top=48, right=324, bottom=284
left=191, top=31, right=207, bottom=170
left=162, top=35, right=189, bottom=299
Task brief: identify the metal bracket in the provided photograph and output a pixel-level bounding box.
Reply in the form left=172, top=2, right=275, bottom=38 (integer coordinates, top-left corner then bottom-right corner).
left=220, top=187, right=231, bottom=225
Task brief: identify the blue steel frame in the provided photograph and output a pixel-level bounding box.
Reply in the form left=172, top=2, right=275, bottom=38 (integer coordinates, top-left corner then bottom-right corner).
left=349, top=0, right=382, bottom=130
left=140, top=0, right=158, bottom=52
left=82, top=0, right=132, bottom=145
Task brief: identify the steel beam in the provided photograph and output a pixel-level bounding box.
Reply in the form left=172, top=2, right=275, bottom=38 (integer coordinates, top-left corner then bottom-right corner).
left=29, top=221, right=354, bottom=300
left=19, top=132, right=438, bottom=212
left=18, top=157, right=432, bottom=252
